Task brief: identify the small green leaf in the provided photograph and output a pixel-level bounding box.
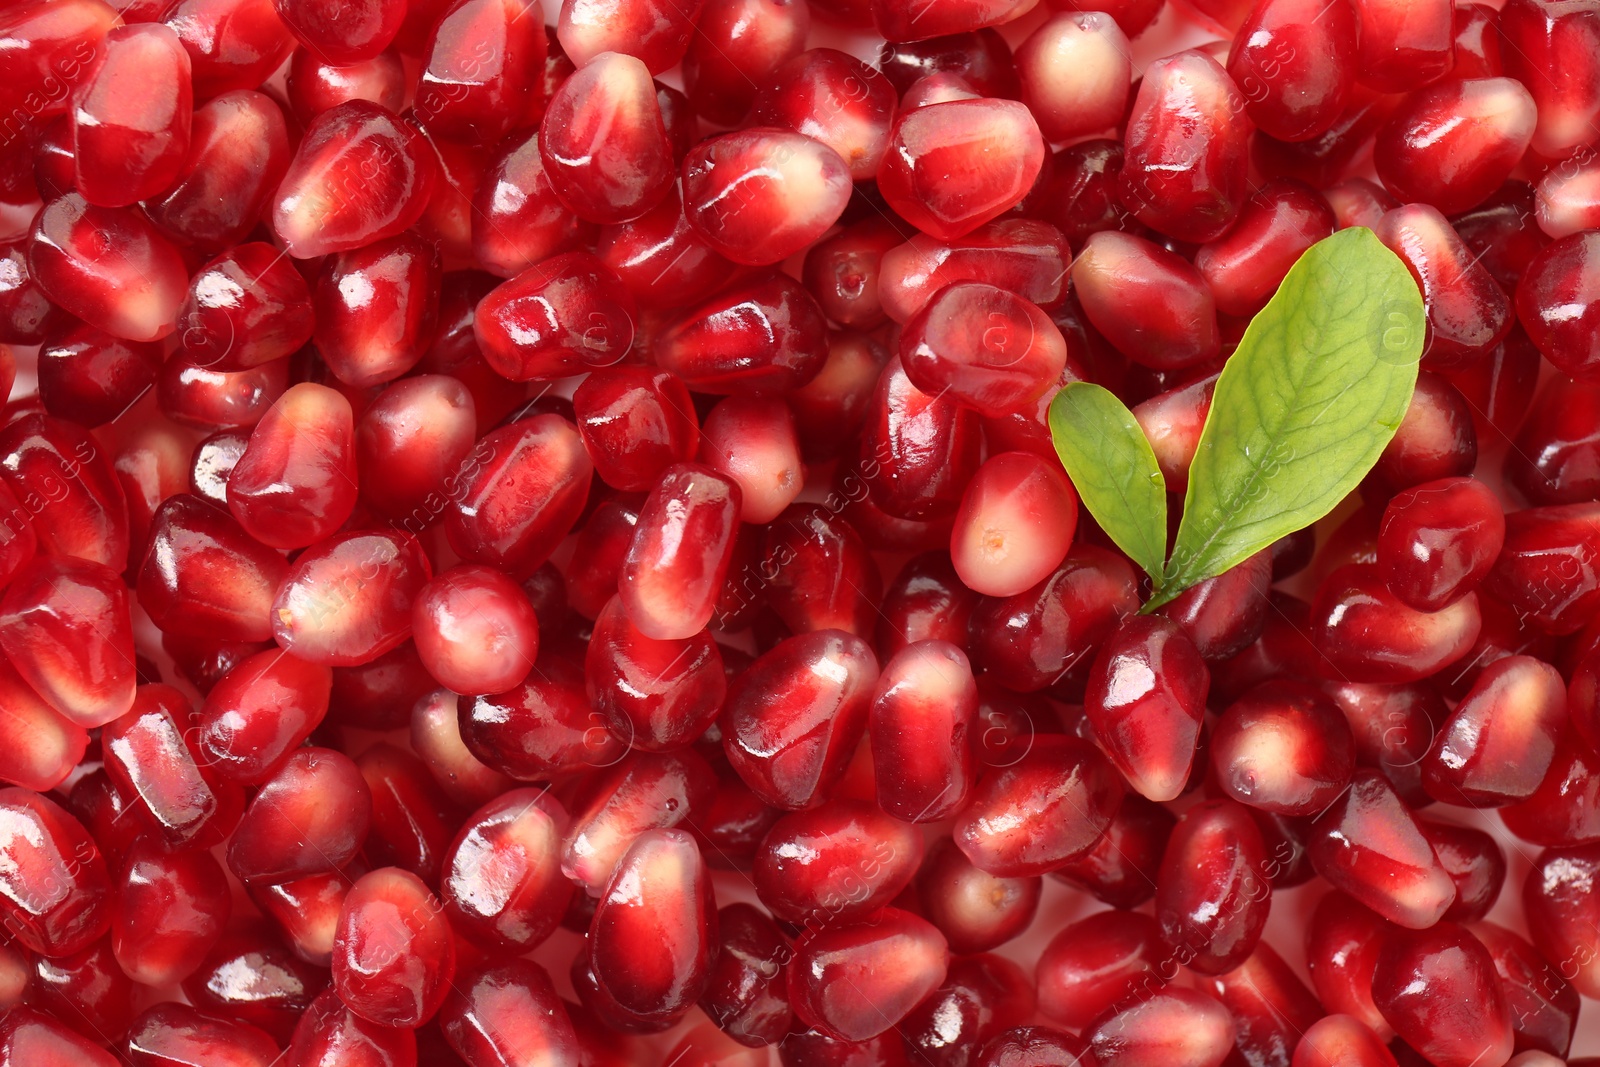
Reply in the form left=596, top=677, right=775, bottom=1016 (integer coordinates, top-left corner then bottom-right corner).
left=1151, top=226, right=1424, bottom=610
left=1048, top=382, right=1168, bottom=584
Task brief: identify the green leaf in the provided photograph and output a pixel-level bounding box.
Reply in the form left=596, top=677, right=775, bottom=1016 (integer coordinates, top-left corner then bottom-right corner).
left=1048, top=382, right=1168, bottom=584
left=1150, top=226, right=1424, bottom=611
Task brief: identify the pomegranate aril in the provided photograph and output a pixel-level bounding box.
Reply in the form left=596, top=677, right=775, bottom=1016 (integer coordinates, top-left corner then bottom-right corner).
left=439, top=959, right=582, bottom=1067
left=1473, top=920, right=1579, bottom=1059
left=29, top=194, right=188, bottom=344
left=413, top=0, right=544, bottom=141
left=410, top=564, right=538, bottom=697
left=1498, top=0, right=1600, bottom=159
left=1484, top=503, right=1600, bottom=634
left=0, top=1005, right=120, bottom=1067
left=270, top=529, right=431, bottom=667
left=1159, top=548, right=1271, bottom=660
left=1226, top=0, right=1356, bottom=142
left=0, top=655, right=87, bottom=793
left=1309, top=768, right=1456, bottom=929
left=356, top=742, right=459, bottom=884
left=182, top=923, right=328, bottom=1043
left=749, top=49, right=897, bottom=183
left=1347, top=0, right=1453, bottom=93
left=655, top=272, right=828, bottom=395
left=619, top=462, right=740, bottom=640
left=0, top=787, right=111, bottom=958
left=876, top=551, right=979, bottom=660
left=1086, top=986, right=1237, bottom=1067
left=313, top=231, right=441, bottom=388
left=587, top=596, right=723, bottom=751
left=594, top=183, right=736, bottom=311
left=445, top=413, right=593, bottom=576
left=473, top=253, right=637, bottom=384
left=954, top=735, right=1122, bottom=877
left=1307, top=891, right=1394, bottom=1040
left=1422, top=654, right=1564, bottom=807
left=1310, top=564, right=1480, bottom=683
left=699, top=902, right=793, bottom=1047
left=198, top=647, right=332, bottom=783
left=1325, top=178, right=1400, bottom=231
left=1292, top=1015, right=1398, bottom=1067
left=902, top=954, right=1034, bottom=1067
left=159, top=356, right=290, bottom=434
left=1375, top=78, right=1536, bottom=218
left=1015, top=12, right=1130, bottom=143
left=588, top=829, right=714, bottom=1027
left=561, top=747, right=714, bottom=895
left=1084, top=614, right=1209, bottom=804
left=1321, top=680, right=1442, bottom=808
left=1501, top=723, right=1600, bottom=846
left=1371, top=922, right=1513, bottom=1067
left=682, top=129, right=851, bottom=268
left=460, top=644, right=625, bottom=779
left=565, top=496, right=643, bottom=622
left=558, top=0, right=699, bottom=70
left=879, top=219, right=1071, bottom=328
left=1524, top=842, right=1600, bottom=999
left=876, top=98, right=1044, bottom=241
left=176, top=243, right=312, bottom=373
left=698, top=396, right=802, bottom=525
left=1036, top=908, right=1163, bottom=1030
left=355, top=375, right=477, bottom=522
left=103, top=683, right=242, bottom=848
left=1052, top=792, right=1174, bottom=909
left=0, top=554, right=135, bottom=727
left=1154, top=798, right=1271, bottom=975
left=287, top=985, right=417, bottom=1067
left=0, top=242, right=69, bottom=346
left=327, top=640, right=435, bottom=732
left=759, top=504, right=881, bottom=638
left=1376, top=205, right=1513, bottom=372
left=573, top=366, right=698, bottom=494
left=442, top=787, right=571, bottom=953
left=411, top=688, right=515, bottom=805
left=977, top=1026, right=1086, bottom=1067
left=1073, top=230, right=1221, bottom=371
left=270, top=100, right=435, bottom=259
left=36, top=320, right=158, bottom=429
left=916, top=834, right=1039, bottom=955
left=1196, top=180, right=1336, bottom=318
left=228, top=746, right=371, bottom=884
left=866, top=640, right=975, bottom=820
left=1375, top=475, right=1502, bottom=612
left=753, top=799, right=922, bottom=926
left=1415, top=819, right=1504, bottom=924
left=112, top=839, right=230, bottom=986
left=251, top=867, right=358, bottom=967
left=538, top=54, right=672, bottom=227
left=274, top=0, right=402, bottom=64
left=1212, top=679, right=1356, bottom=816
left=473, top=129, right=598, bottom=280
left=1207, top=941, right=1324, bottom=1067
left=1371, top=371, right=1478, bottom=493
left=1517, top=232, right=1600, bottom=381
left=785, top=906, right=947, bottom=1043
left=286, top=48, right=406, bottom=124
left=69, top=23, right=191, bottom=209
left=856, top=356, right=983, bottom=522
left=226, top=382, right=358, bottom=550
left=126, top=1001, right=283, bottom=1067
left=682, top=0, right=808, bottom=125
left=331, top=866, right=454, bottom=1027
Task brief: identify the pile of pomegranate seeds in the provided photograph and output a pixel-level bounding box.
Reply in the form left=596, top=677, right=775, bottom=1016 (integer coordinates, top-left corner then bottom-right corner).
left=6, top=0, right=1600, bottom=1063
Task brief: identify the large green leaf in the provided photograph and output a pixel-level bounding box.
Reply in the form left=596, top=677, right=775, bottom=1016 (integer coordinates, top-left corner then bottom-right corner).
left=1149, top=226, right=1424, bottom=609
left=1049, top=382, right=1168, bottom=585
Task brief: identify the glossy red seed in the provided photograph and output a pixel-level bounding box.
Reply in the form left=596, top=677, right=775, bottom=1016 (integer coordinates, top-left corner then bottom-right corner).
left=226, top=382, right=358, bottom=550
left=472, top=130, right=597, bottom=280
left=977, top=1026, right=1087, bottom=1067
left=1159, top=549, right=1272, bottom=661
left=700, top=902, right=793, bottom=1046
left=1306, top=892, right=1396, bottom=1041
left=198, top=648, right=332, bottom=782
left=1084, top=615, right=1209, bottom=803
left=442, top=788, right=571, bottom=953
left=856, top=356, right=983, bottom=523
left=1015, top=12, right=1130, bottom=143
left=0, top=242, right=68, bottom=346
left=69, top=23, right=191, bottom=208
left=1196, top=180, right=1337, bottom=317
left=786, top=907, right=948, bottom=1043
left=460, top=646, right=625, bottom=779
left=754, top=799, right=921, bottom=926
left=1036, top=908, right=1163, bottom=1030
left=721, top=629, right=877, bottom=810
left=103, top=684, right=241, bottom=848
left=410, top=563, right=539, bottom=696
left=751, top=49, right=897, bottom=181
left=413, top=0, right=544, bottom=141
left=332, top=866, right=455, bottom=1027
left=1423, top=654, right=1564, bottom=807
left=1375, top=79, right=1536, bottom=218
left=903, top=954, right=1035, bottom=1067
left=313, top=231, right=441, bottom=388
left=0, top=554, right=134, bottom=727
left=1227, top=0, right=1356, bottom=142
left=915, top=835, right=1039, bottom=955
left=1473, top=920, right=1579, bottom=1058
left=1211, top=679, right=1356, bottom=816
left=270, top=100, right=435, bottom=259
left=177, top=243, right=312, bottom=373
left=411, top=689, right=515, bottom=806
left=589, top=829, right=715, bottom=1026
left=1484, top=503, right=1600, bottom=634
left=876, top=99, right=1044, bottom=241
left=558, top=0, right=699, bottom=70
left=900, top=283, right=1068, bottom=420
left=868, top=641, right=977, bottom=821
left=126, top=1002, right=282, bottom=1067
left=228, top=747, right=370, bottom=883
left=1309, top=769, right=1456, bottom=928
left=682, top=0, right=808, bottom=125
left=561, top=748, right=715, bottom=895
left=250, top=866, right=359, bottom=967
left=287, top=986, right=417, bottom=1067
left=1072, top=230, right=1221, bottom=370
left=0, top=787, right=110, bottom=957
left=270, top=530, right=430, bottom=666
left=697, top=396, right=802, bottom=525
left=538, top=52, right=674, bottom=225
left=875, top=551, right=978, bottom=660
left=354, top=375, right=477, bottom=524
left=439, top=959, right=581, bottom=1067
left=182, top=923, right=329, bottom=1043
left=1412, top=819, right=1505, bottom=924
left=954, top=735, right=1122, bottom=877
left=1086, top=986, right=1237, bottom=1067
left=1292, top=1014, right=1398, bottom=1067
left=1518, top=232, right=1600, bottom=380
left=586, top=596, right=723, bottom=750
left=1310, top=564, right=1481, bottom=683
left=473, top=253, right=636, bottom=383
left=29, top=194, right=187, bottom=343
left=1154, top=798, right=1271, bottom=975
left=0, top=654, right=86, bottom=792
left=285, top=47, right=406, bottom=124
left=1119, top=50, right=1251, bottom=242
left=1499, top=0, right=1600, bottom=159
left=0, top=1006, right=120, bottom=1067
left=682, top=129, right=851, bottom=267
left=445, top=413, right=593, bottom=577
left=593, top=184, right=736, bottom=310
left=655, top=272, right=829, bottom=395
left=573, top=366, right=699, bottom=493
left=1205, top=941, right=1323, bottom=1067
left=112, top=839, right=230, bottom=986
left=879, top=219, right=1070, bottom=327
left=274, top=0, right=403, bottom=63
left=1377, top=205, right=1513, bottom=372
left=758, top=504, right=882, bottom=638
left=1375, top=475, right=1503, bottom=612
left=35, top=318, right=158, bottom=428
left=1349, top=0, right=1453, bottom=93
left=1371, top=922, right=1513, bottom=1067
left=619, top=463, right=740, bottom=640
left=1052, top=792, right=1175, bottom=909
